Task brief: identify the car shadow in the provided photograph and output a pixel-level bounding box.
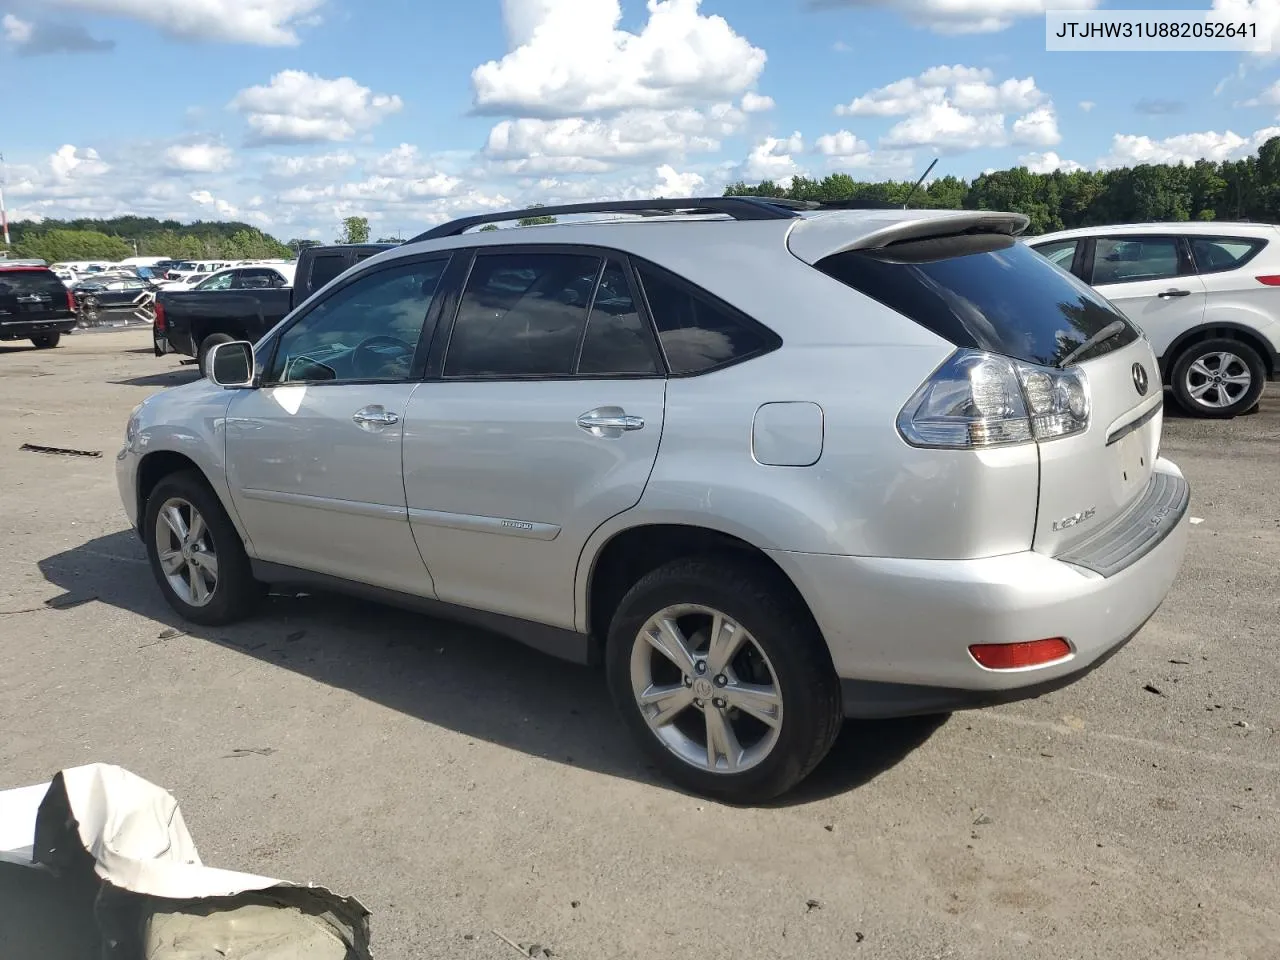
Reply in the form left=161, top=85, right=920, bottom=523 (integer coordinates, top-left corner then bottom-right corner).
left=112, top=368, right=202, bottom=388
left=0, top=343, right=39, bottom=355
left=38, top=530, right=943, bottom=805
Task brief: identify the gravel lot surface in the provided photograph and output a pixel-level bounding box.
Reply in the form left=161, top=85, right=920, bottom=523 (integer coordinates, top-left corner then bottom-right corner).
left=2, top=327, right=1277, bottom=959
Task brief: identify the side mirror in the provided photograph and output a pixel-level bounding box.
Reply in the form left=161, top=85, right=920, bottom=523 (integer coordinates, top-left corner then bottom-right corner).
left=208, top=340, right=256, bottom=388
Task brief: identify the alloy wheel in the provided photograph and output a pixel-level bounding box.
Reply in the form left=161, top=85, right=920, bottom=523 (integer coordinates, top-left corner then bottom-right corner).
left=1184, top=351, right=1252, bottom=410
left=153, top=496, right=219, bottom=607
left=629, top=604, right=784, bottom=774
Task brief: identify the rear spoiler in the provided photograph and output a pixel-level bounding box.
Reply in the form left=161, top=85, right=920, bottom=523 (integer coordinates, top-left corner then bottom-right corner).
left=787, top=210, right=1031, bottom=265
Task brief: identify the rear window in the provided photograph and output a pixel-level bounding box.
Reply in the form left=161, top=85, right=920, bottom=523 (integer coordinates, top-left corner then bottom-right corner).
left=308, top=255, right=347, bottom=292
left=815, top=234, right=1141, bottom=368
left=0, top=269, right=67, bottom=302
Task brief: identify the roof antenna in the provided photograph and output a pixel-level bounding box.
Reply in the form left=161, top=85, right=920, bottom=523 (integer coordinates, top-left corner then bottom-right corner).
left=902, top=157, right=938, bottom=209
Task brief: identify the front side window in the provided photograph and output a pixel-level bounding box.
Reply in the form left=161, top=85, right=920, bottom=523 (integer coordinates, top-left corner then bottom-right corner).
left=444, top=252, right=601, bottom=378
left=1090, top=236, right=1183, bottom=285
left=268, top=258, right=448, bottom=384
left=636, top=264, right=779, bottom=375
left=1189, top=236, right=1266, bottom=274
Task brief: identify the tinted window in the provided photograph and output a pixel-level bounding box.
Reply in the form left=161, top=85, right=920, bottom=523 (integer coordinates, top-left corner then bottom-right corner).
left=0, top=269, right=68, bottom=311
left=268, top=259, right=447, bottom=384
left=445, top=252, right=600, bottom=378
left=1031, top=239, right=1078, bottom=270
left=1190, top=236, right=1265, bottom=274
left=577, top=260, right=658, bottom=375
left=198, top=271, right=235, bottom=291
left=308, top=255, right=347, bottom=292
left=1090, top=237, right=1182, bottom=285
left=236, top=268, right=284, bottom=289
left=816, top=234, right=1140, bottom=368
left=636, top=265, right=778, bottom=375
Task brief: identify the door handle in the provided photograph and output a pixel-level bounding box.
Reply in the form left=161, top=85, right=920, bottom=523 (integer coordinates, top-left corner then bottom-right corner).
left=352, top=405, right=399, bottom=427
left=577, top=411, right=644, bottom=436
left=1158, top=289, right=1192, bottom=298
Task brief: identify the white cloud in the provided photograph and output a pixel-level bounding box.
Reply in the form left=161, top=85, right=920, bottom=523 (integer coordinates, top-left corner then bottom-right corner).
left=50, top=145, right=109, bottom=180
left=882, top=103, right=1006, bottom=152
left=837, top=66, right=1043, bottom=116
left=3, top=13, right=32, bottom=43
left=471, top=0, right=766, bottom=117
left=1079, top=100, right=1096, bottom=112
left=1097, top=126, right=1280, bottom=168
left=1212, top=0, right=1279, bottom=58
left=484, top=105, right=744, bottom=172
left=1240, top=79, right=1280, bottom=107
left=280, top=173, right=462, bottom=206
left=230, top=71, right=404, bottom=145
left=42, top=0, right=323, bottom=46
left=741, top=92, right=775, bottom=113
left=811, top=0, right=1100, bottom=35
left=267, top=152, right=358, bottom=178
left=1019, top=151, right=1084, bottom=174
left=164, top=143, right=234, bottom=173
left=742, top=132, right=804, bottom=181
left=651, top=164, right=706, bottom=197
left=1011, top=105, right=1061, bottom=147
left=189, top=189, right=238, bottom=218
left=814, top=129, right=873, bottom=163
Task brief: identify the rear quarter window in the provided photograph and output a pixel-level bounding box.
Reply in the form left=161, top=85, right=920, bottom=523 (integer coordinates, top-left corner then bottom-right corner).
left=815, top=234, right=1140, bottom=368
left=1189, top=236, right=1266, bottom=274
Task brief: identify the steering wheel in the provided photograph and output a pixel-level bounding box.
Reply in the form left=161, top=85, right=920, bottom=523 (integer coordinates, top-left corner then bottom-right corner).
left=351, top=335, right=415, bottom=379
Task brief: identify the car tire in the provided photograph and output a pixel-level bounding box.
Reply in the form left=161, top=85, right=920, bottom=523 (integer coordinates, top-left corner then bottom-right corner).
left=143, top=469, right=262, bottom=626
left=1170, top=337, right=1266, bottom=418
left=31, top=333, right=62, bottom=349
left=605, top=555, right=843, bottom=804
left=197, top=333, right=235, bottom=378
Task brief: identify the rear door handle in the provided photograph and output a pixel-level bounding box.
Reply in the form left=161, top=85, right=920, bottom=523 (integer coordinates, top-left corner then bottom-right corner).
left=352, top=405, right=399, bottom=427
left=1158, top=289, right=1192, bottom=298
left=577, top=410, right=644, bottom=437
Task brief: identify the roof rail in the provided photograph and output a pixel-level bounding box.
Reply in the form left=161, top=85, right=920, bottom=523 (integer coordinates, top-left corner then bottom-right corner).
left=406, top=196, right=802, bottom=243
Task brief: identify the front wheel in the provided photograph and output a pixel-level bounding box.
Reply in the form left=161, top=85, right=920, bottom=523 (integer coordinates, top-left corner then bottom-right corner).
left=31, top=333, right=61, bottom=349
left=143, top=470, right=261, bottom=626
left=1170, top=338, right=1265, bottom=418
left=605, top=556, right=843, bottom=803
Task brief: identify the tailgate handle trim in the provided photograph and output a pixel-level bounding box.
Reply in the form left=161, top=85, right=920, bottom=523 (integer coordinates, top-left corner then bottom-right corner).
left=1105, top=401, right=1162, bottom=447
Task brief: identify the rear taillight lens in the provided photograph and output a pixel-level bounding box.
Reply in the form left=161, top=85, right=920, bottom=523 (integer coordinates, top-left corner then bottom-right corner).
left=897, top=349, right=1090, bottom=449
left=1256, top=275, right=1280, bottom=286
left=154, top=301, right=166, bottom=332
left=66, top=289, right=76, bottom=312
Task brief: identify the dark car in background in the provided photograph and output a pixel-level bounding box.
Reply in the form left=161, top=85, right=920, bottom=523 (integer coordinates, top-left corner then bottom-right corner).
left=0, top=264, right=78, bottom=348
left=72, top=275, right=157, bottom=326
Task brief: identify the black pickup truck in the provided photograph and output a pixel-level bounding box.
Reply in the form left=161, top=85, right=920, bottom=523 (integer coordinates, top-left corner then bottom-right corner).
left=154, top=243, right=394, bottom=374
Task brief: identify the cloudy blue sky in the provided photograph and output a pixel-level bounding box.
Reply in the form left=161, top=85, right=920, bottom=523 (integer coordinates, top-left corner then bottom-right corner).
left=1, top=0, right=1278, bottom=241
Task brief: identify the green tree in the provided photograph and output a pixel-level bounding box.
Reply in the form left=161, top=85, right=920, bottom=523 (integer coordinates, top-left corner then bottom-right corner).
left=15, top=229, right=131, bottom=262
left=288, top=238, right=322, bottom=254
left=338, top=216, right=371, bottom=244
left=376, top=235, right=406, bottom=243
left=478, top=224, right=500, bottom=232
left=517, top=204, right=558, bottom=226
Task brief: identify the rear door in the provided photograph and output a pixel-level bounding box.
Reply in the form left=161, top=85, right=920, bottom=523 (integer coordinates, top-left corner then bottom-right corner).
left=1085, top=235, right=1207, bottom=359
left=401, top=247, right=667, bottom=630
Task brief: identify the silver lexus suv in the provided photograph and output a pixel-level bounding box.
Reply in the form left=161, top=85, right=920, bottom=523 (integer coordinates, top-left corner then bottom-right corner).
left=117, top=197, right=1191, bottom=802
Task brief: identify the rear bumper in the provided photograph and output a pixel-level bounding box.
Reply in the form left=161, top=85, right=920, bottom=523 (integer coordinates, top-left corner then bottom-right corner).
left=768, top=459, right=1191, bottom=719
left=0, top=317, right=77, bottom=341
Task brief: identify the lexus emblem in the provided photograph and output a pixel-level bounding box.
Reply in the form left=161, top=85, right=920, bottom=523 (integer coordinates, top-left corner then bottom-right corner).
left=1132, top=362, right=1149, bottom=397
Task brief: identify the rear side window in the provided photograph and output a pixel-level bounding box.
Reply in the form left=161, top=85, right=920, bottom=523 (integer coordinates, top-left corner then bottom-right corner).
left=816, top=234, right=1140, bottom=368
left=308, top=255, right=347, bottom=292
left=445, top=252, right=601, bottom=378
left=577, top=260, right=659, bottom=376
left=1189, top=236, right=1266, bottom=274
left=635, top=264, right=780, bottom=375
left=1089, top=237, right=1184, bottom=285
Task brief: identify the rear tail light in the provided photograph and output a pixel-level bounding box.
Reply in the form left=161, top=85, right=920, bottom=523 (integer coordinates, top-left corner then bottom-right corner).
left=154, top=301, right=166, bottom=332
left=1256, top=275, right=1280, bottom=286
left=66, top=289, right=76, bottom=312
left=897, top=349, right=1090, bottom=449
left=969, top=638, right=1072, bottom=670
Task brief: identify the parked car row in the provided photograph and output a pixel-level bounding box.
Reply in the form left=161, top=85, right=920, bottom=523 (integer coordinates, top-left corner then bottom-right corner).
left=121, top=196, right=1202, bottom=802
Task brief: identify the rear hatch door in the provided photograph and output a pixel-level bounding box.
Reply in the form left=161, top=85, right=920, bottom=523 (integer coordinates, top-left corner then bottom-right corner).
left=0, top=268, right=73, bottom=323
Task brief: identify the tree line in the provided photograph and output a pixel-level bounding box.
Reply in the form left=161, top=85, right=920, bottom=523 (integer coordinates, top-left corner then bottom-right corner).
left=5, top=216, right=294, bottom=262
left=724, top=136, right=1280, bottom=235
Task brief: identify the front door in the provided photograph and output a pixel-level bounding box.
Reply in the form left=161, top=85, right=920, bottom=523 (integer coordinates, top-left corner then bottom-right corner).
left=402, top=250, right=667, bottom=629
left=1087, top=235, right=1207, bottom=359
left=225, top=255, right=451, bottom=595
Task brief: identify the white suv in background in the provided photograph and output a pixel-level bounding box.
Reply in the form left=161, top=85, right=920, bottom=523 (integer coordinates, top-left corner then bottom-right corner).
left=1029, top=222, right=1280, bottom=417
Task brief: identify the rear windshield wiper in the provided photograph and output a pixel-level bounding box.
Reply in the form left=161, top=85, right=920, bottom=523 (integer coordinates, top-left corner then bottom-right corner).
left=1058, top=319, right=1128, bottom=368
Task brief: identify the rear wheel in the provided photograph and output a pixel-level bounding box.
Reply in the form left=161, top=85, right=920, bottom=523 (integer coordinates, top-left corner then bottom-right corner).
left=197, top=333, right=234, bottom=377
left=143, top=470, right=262, bottom=626
left=1170, top=338, right=1265, bottom=418
left=31, top=333, right=61, bottom=349
left=605, top=556, right=843, bottom=803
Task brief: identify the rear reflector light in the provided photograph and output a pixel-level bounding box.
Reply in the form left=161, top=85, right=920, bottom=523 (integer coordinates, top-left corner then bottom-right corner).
left=897, top=349, right=1090, bottom=449
left=1257, top=275, right=1280, bottom=286
left=969, top=638, right=1072, bottom=670
left=154, top=301, right=166, bottom=332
